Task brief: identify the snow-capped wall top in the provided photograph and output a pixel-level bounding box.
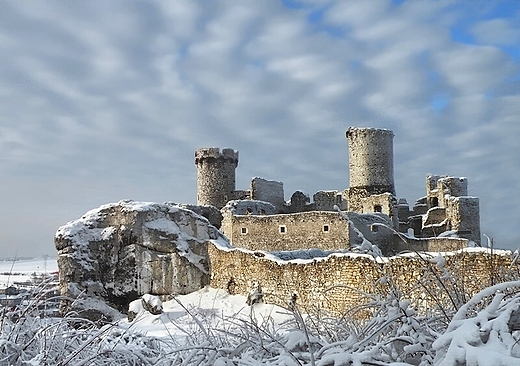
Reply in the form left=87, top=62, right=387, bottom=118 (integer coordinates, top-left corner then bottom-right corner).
left=222, top=200, right=277, bottom=215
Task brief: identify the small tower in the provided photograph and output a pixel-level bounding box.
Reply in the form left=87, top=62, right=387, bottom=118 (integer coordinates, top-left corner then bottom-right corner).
left=195, top=148, right=239, bottom=209
left=346, top=127, right=395, bottom=212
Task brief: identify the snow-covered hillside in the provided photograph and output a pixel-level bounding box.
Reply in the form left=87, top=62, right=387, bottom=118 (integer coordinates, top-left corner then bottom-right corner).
left=2, top=258, right=520, bottom=365
left=0, top=256, right=58, bottom=288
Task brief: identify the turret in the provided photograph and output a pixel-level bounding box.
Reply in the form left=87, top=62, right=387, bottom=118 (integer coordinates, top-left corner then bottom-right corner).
left=346, top=127, right=395, bottom=211
left=195, top=148, right=239, bottom=209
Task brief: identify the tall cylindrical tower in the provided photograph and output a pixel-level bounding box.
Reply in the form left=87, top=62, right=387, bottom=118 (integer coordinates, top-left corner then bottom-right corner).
left=195, top=148, right=239, bottom=209
left=346, top=127, right=395, bottom=210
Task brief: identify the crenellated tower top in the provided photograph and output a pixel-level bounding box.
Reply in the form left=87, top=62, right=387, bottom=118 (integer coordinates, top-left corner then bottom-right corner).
left=195, top=148, right=239, bottom=209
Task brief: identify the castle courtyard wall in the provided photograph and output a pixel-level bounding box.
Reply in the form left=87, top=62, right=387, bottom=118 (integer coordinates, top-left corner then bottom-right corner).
left=208, top=244, right=519, bottom=316
left=221, top=211, right=351, bottom=252
left=392, top=236, right=468, bottom=253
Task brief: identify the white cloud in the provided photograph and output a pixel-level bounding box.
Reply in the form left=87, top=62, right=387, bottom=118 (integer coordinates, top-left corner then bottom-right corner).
left=435, top=44, right=513, bottom=94
left=472, top=18, right=519, bottom=46
left=0, top=0, right=519, bottom=256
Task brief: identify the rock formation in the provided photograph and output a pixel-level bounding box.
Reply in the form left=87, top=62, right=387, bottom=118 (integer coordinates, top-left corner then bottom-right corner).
left=54, top=200, right=230, bottom=320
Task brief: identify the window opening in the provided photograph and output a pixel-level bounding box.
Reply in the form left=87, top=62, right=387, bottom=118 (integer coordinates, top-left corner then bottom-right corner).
left=241, top=227, right=248, bottom=234
left=374, top=205, right=382, bottom=213
left=323, top=225, right=330, bottom=232
left=279, top=225, right=287, bottom=234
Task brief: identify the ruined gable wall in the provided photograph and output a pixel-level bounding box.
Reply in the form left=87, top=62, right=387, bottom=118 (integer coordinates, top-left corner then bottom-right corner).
left=313, top=190, right=344, bottom=211
left=446, top=196, right=481, bottom=245
left=221, top=211, right=350, bottom=251
left=360, top=192, right=398, bottom=229
left=390, top=236, right=468, bottom=255
left=439, top=176, right=468, bottom=200
left=209, top=245, right=518, bottom=316
left=251, top=178, right=285, bottom=212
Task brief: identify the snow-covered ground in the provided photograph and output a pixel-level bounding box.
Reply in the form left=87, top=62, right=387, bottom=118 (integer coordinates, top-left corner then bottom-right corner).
left=122, top=287, right=294, bottom=339
left=0, top=257, right=58, bottom=289
left=2, top=258, right=520, bottom=365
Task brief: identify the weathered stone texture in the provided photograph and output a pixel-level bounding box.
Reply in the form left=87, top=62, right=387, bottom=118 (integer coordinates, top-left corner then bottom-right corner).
left=178, top=204, right=223, bottom=229
left=55, top=200, right=228, bottom=316
left=195, top=148, right=239, bottom=209
left=251, top=177, right=285, bottom=212
left=313, top=190, right=344, bottom=211
left=346, top=127, right=395, bottom=202
left=428, top=176, right=468, bottom=205
left=220, top=211, right=351, bottom=252
left=208, top=244, right=382, bottom=315
left=209, top=244, right=520, bottom=316
left=286, top=190, right=314, bottom=213
left=222, top=200, right=277, bottom=216
left=391, top=236, right=468, bottom=253
left=447, top=196, right=481, bottom=244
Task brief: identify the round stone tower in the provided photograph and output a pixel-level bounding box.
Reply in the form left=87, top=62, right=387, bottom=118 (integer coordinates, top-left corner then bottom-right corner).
left=346, top=127, right=395, bottom=210
left=195, top=148, right=239, bottom=209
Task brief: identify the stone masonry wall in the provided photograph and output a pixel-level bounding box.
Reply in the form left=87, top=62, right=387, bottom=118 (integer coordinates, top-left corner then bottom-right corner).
left=251, top=177, right=285, bottom=213
left=346, top=127, right=395, bottom=213
left=195, top=148, right=239, bottom=209
left=447, top=196, right=481, bottom=245
left=313, top=190, right=344, bottom=211
left=209, top=245, right=519, bottom=316
left=220, top=211, right=351, bottom=252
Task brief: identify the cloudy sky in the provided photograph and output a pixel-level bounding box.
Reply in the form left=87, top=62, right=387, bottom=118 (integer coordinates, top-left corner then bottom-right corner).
left=1, top=0, right=519, bottom=257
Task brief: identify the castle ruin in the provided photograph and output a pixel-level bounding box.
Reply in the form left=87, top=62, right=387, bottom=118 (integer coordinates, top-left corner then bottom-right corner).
left=195, top=127, right=481, bottom=255
left=55, top=126, right=486, bottom=319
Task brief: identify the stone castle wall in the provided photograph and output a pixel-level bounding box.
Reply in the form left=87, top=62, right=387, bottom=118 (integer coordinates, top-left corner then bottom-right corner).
left=208, top=244, right=520, bottom=316
left=221, top=211, right=351, bottom=252
left=391, top=236, right=468, bottom=253
left=447, top=196, right=481, bottom=244
left=251, top=177, right=285, bottom=213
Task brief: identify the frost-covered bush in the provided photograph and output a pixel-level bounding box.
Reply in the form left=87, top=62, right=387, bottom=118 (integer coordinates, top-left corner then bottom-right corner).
left=3, top=272, right=520, bottom=365
left=0, top=294, right=162, bottom=365
left=433, top=280, right=520, bottom=366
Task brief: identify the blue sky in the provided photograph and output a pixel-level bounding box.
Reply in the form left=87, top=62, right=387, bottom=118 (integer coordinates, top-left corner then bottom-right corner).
left=0, top=0, right=519, bottom=257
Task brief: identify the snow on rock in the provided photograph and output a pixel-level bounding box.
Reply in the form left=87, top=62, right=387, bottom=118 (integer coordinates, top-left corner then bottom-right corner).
left=55, top=200, right=231, bottom=320
left=128, top=294, right=163, bottom=321
left=141, top=294, right=163, bottom=315
left=222, top=199, right=277, bottom=215
left=127, top=298, right=144, bottom=322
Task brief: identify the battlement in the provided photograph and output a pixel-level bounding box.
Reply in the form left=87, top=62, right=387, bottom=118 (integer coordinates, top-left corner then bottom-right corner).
left=195, top=148, right=238, bottom=166
left=195, top=147, right=240, bottom=209
left=346, top=126, right=394, bottom=139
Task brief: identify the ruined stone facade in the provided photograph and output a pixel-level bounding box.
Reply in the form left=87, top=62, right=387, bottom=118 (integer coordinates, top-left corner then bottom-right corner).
left=55, top=126, right=485, bottom=319
left=209, top=245, right=519, bottom=316
left=221, top=210, right=351, bottom=252
left=197, top=127, right=481, bottom=255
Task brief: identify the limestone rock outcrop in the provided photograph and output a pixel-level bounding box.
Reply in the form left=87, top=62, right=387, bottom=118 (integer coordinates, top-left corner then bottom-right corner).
left=55, top=200, right=230, bottom=318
